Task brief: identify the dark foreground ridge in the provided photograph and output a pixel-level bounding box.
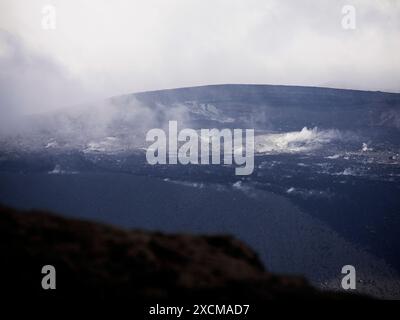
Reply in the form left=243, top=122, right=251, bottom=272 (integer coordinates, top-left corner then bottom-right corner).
left=0, top=205, right=366, bottom=301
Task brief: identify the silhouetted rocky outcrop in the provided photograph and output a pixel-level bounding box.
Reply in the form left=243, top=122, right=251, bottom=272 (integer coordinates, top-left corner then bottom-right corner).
left=0, top=205, right=365, bottom=301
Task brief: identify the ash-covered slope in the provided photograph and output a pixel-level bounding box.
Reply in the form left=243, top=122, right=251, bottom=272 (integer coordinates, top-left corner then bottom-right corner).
left=0, top=205, right=363, bottom=301
left=130, top=84, right=400, bottom=131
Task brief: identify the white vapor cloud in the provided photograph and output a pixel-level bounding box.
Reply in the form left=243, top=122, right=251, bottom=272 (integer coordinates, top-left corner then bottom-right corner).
left=0, top=0, right=399, bottom=116
left=0, top=30, right=94, bottom=117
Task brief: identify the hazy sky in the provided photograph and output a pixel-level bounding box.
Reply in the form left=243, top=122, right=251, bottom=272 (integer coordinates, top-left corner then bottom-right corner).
left=1, top=0, right=400, bottom=114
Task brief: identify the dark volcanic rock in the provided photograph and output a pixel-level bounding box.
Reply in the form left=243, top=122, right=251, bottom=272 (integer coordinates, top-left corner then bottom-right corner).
left=0, top=205, right=364, bottom=301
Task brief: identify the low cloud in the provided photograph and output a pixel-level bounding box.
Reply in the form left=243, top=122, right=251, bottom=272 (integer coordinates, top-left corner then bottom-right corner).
left=0, top=30, right=94, bottom=120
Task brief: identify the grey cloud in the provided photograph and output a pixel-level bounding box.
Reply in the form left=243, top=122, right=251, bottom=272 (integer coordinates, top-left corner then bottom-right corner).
left=0, top=30, right=92, bottom=120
